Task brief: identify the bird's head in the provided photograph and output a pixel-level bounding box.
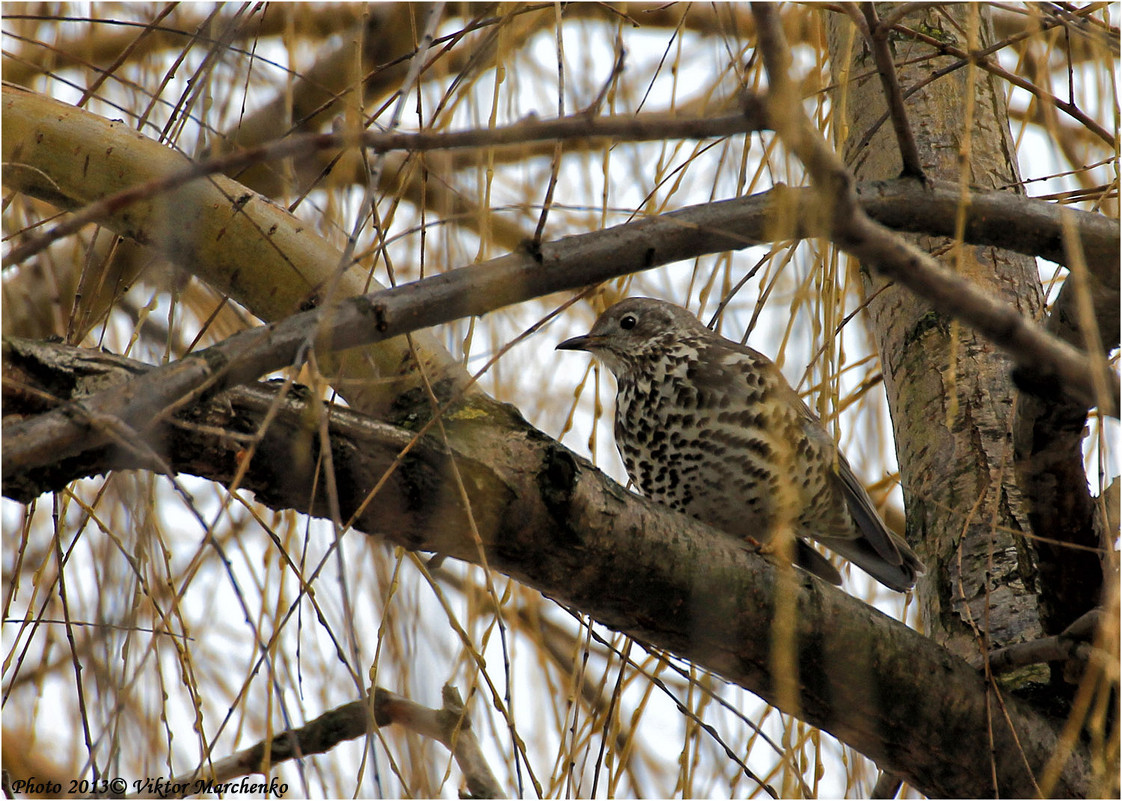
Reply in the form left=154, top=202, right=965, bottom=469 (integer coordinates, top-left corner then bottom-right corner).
left=555, top=297, right=706, bottom=377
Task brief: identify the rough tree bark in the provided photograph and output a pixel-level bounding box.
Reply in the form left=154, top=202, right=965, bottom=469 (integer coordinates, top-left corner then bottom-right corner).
left=827, top=3, right=1051, bottom=673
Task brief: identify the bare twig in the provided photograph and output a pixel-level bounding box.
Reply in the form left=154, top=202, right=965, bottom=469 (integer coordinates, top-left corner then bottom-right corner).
left=985, top=611, right=1106, bottom=675
left=164, top=686, right=504, bottom=799
left=854, top=3, right=925, bottom=178
left=985, top=635, right=1094, bottom=675
left=890, top=17, right=1116, bottom=147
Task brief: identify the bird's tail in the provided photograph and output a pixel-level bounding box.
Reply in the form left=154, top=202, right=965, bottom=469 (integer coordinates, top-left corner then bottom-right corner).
left=825, top=534, right=924, bottom=592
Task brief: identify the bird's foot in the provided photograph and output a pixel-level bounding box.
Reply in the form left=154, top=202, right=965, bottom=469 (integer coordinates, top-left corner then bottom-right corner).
left=740, top=536, right=766, bottom=554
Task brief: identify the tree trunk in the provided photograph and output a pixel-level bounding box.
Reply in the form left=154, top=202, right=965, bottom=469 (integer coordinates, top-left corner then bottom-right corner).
left=827, top=4, right=1046, bottom=675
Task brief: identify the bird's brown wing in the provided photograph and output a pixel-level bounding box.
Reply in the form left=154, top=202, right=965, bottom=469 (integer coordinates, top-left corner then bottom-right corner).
left=828, top=457, right=925, bottom=589
left=799, top=414, right=924, bottom=590
left=829, top=452, right=903, bottom=565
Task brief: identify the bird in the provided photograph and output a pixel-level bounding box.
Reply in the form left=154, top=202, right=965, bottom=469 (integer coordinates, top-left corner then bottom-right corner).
left=556, top=296, right=924, bottom=591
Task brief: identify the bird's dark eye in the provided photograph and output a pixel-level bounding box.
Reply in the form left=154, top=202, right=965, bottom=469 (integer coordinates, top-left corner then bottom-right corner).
left=619, top=314, right=638, bottom=330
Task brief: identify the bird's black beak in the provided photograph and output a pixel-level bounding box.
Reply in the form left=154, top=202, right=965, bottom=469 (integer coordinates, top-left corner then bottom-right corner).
left=556, top=334, right=593, bottom=352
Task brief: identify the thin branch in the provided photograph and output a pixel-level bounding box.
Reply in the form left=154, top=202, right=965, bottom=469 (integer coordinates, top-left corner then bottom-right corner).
left=986, top=635, right=1094, bottom=676
left=855, top=3, right=925, bottom=178
left=890, top=17, right=1117, bottom=147
left=986, top=609, right=1107, bottom=675
left=165, top=686, right=504, bottom=799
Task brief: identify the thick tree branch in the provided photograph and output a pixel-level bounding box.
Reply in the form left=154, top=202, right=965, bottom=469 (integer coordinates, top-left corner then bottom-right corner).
left=1013, top=249, right=1118, bottom=637
left=2, top=84, right=767, bottom=266
left=850, top=182, right=1118, bottom=296
left=0, top=337, right=1094, bottom=798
